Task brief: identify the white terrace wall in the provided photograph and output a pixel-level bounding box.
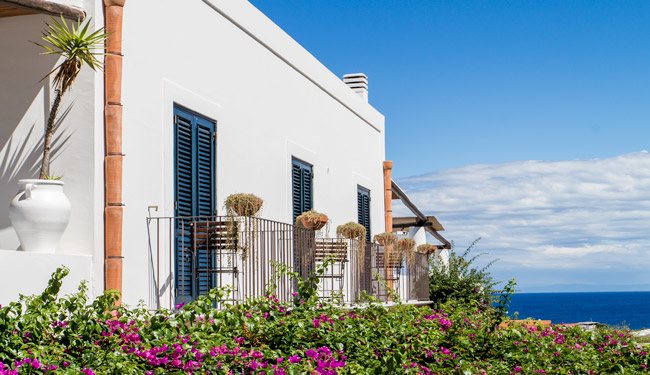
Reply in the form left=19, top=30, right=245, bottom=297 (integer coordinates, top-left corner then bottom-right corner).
left=0, top=0, right=104, bottom=303
left=119, top=0, right=386, bottom=306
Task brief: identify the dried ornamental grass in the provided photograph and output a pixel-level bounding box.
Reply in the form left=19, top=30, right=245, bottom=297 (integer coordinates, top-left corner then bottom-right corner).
left=336, top=222, right=366, bottom=241
left=373, top=232, right=397, bottom=247
left=336, top=222, right=366, bottom=263
left=296, top=210, right=329, bottom=230
left=397, top=238, right=417, bottom=266
left=416, top=244, right=438, bottom=254
left=224, top=193, right=263, bottom=216
left=375, top=232, right=401, bottom=267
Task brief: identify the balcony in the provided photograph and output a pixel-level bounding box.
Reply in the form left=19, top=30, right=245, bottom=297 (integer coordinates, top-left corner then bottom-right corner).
left=146, top=215, right=430, bottom=309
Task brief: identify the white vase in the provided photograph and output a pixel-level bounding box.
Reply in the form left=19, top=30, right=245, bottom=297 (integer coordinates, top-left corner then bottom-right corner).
left=9, top=179, right=71, bottom=253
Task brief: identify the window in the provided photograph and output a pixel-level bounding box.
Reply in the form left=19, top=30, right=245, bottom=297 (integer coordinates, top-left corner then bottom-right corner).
left=292, top=158, right=313, bottom=222
left=357, top=186, right=371, bottom=242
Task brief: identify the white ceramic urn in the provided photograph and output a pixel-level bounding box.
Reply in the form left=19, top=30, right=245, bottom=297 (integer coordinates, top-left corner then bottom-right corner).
left=9, top=179, right=71, bottom=253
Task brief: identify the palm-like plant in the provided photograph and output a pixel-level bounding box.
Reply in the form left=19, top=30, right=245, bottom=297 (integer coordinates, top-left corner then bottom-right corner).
left=35, top=17, right=108, bottom=179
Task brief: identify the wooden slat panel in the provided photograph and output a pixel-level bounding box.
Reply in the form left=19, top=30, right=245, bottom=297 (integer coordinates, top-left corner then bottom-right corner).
left=314, top=240, right=347, bottom=262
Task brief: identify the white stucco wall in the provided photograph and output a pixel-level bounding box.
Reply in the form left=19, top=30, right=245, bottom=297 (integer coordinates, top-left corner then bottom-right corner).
left=0, top=0, right=104, bottom=302
left=0, top=251, right=92, bottom=304
left=119, top=0, right=386, bottom=305
left=0, top=0, right=387, bottom=307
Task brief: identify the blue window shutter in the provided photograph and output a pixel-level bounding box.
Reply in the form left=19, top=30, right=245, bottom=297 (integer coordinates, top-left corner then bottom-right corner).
left=292, top=158, right=313, bottom=222
left=194, top=117, right=216, bottom=297
left=357, top=186, right=371, bottom=242
left=174, top=110, right=195, bottom=303
left=292, top=163, right=302, bottom=222
left=174, top=105, right=216, bottom=302
left=302, top=167, right=312, bottom=212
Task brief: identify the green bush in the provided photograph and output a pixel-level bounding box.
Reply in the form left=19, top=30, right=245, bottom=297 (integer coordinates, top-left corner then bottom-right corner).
left=429, top=239, right=516, bottom=315
left=0, top=266, right=647, bottom=374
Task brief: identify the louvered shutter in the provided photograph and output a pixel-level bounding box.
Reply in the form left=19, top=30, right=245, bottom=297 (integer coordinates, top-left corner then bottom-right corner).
left=174, top=111, right=194, bottom=303
left=302, top=167, right=312, bottom=213
left=291, top=158, right=313, bottom=222
left=357, top=186, right=371, bottom=243
left=174, top=105, right=216, bottom=303
left=195, top=117, right=216, bottom=297
left=291, top=158, right=314, bottom=281
left=292, top=163, right=302, bottom=222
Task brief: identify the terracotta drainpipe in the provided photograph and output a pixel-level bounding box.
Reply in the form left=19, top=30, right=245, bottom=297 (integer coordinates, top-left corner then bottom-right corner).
left=104, top=0, right=125, bottom=302
left=383, top=161, right=393, bottom=233
left=382, top=161, right=395, bottom=299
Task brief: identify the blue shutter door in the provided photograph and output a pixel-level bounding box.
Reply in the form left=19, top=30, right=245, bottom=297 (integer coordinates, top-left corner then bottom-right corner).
left=174, top=105, right=216, bottom=303
left=291, top=158, right=313, bottom=222
left=357, top=186, right=371, bottom=242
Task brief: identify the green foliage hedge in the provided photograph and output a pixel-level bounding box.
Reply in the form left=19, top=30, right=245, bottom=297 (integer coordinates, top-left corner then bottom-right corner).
left=0, top=267, right=647, bottom=374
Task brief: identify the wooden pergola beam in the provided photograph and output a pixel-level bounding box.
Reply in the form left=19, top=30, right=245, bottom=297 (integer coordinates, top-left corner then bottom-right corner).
left=392, top=216, right=445, bottom=232
left=0, top=0, right=85, bottom=19
left=391, top=180, right=452, bottom=249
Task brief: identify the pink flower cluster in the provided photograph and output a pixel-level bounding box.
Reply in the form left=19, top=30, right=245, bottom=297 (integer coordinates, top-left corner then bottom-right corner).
left=0, top=358, right=59, bottom=374
left=207, top=344, right=346, bottom=374
left=312, top=313, right=335, bottom=328
left=422, top=311, right=453, bottom=331
left=101, top=318, right=142, bottom=346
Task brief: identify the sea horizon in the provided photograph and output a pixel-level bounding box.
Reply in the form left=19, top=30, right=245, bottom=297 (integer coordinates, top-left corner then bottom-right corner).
left=517, top=290, right=650, bottom=294
left=507, top=291, right=650, bottom=330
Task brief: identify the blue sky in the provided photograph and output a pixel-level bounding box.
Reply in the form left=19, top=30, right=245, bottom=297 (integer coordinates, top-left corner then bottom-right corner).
left=250, top=1, right=650, bottom=291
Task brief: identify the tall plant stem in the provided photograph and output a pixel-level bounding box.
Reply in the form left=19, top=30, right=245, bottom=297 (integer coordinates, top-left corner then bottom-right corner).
left=39, top=89, right=62, bottom=179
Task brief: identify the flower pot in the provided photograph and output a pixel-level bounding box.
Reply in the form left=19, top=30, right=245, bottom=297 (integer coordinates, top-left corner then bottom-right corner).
left=9, top=179, right=71, bottom=253
left=299, top=215, right=328, bottom=230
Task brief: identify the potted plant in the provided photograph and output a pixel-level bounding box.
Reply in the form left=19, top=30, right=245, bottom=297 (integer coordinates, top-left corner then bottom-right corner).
left=397, top=238, right=416, bottom=266
left=416, top=244, right=438, bottom=255
left=8, top=17, right=107, bottom=253
left=373, top=232, right=397, bottom=247
left=295, top=210, right=328, bottom=230
left=336, top=222, right=366, bottom=263
left=224, top=193, right=264, bottom=216
left=223, top=193, right=263, bottom=260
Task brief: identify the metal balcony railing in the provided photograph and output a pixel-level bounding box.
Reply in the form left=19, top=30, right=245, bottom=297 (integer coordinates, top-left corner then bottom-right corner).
left=146, top=215, right=431, bottom=309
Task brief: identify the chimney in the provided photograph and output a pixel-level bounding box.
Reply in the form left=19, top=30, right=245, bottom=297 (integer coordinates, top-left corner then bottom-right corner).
left=343, top=73, right=368, bottom=102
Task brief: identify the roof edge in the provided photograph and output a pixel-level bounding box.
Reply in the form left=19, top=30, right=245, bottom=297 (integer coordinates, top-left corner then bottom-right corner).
left=3, top=0, right=85, bottom=20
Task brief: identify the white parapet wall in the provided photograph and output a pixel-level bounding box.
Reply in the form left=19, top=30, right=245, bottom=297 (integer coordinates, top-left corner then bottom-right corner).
left=0, top=250, right=93, bottom=305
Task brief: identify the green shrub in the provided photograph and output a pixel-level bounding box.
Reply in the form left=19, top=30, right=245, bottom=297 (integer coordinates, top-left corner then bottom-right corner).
left=429, top=238, right=516, bottom=316
left=0, top=266, right=646, bottom=374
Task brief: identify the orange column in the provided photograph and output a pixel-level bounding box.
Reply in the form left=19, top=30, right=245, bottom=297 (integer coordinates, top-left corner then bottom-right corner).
left=382, top=161, right=396, bottom=299
left=383, top=161, right=393, bottom=233
left=104, top=0, right=125, bottom=302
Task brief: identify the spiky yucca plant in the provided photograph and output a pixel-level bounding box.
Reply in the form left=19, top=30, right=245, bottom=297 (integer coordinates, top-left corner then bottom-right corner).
left=35, top=17, right=107, bottom=179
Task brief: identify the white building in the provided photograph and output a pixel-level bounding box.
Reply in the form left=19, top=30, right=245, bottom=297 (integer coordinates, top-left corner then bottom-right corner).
left=0, top=0, right=448, bottom=307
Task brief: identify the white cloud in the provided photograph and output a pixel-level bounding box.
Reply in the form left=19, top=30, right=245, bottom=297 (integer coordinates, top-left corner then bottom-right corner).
left=396, top=152, right=650, bottom=291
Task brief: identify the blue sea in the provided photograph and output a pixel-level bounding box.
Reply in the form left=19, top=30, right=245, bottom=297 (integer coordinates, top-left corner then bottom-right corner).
left=508, top=292, right=650, bottom=330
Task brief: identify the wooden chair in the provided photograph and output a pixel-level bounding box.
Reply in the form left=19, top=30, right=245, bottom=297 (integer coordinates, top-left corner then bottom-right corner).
left=191, top=220, right=238, bottom=254
left=314, top=239, right=348, bottom=262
